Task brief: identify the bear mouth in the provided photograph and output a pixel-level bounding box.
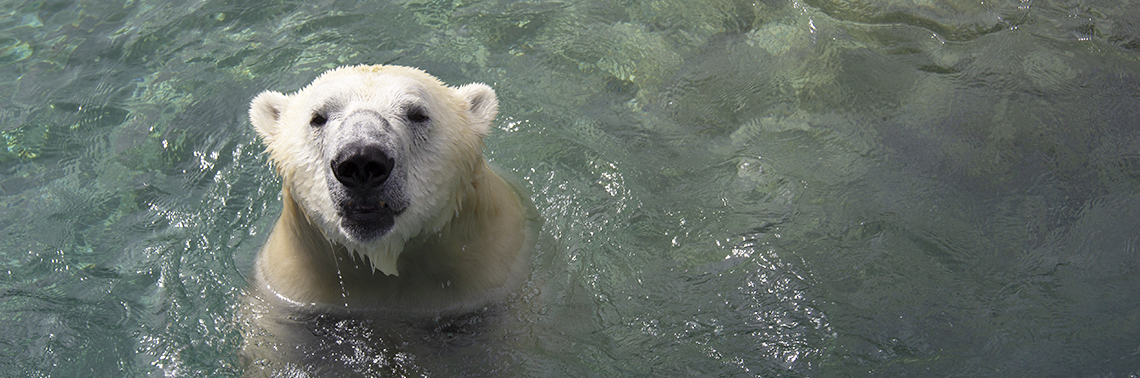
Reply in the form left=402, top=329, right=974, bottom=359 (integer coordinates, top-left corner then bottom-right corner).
left=343, top=200, right=389, bottom=214
left=337, top=200, right=404, bottom=241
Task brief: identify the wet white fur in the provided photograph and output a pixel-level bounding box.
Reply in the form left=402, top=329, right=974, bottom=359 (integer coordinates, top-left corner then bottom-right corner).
left=247, top=65, right=536, bottom=313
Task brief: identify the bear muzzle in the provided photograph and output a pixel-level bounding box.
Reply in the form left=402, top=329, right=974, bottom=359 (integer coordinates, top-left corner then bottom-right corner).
left=330, top=143, right=405, bottom=240
left=324, top=112, right=411, bottom=241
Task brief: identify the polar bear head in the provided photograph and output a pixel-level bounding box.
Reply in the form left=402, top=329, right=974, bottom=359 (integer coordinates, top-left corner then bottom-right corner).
left=249, top=65, right=499, bottom=275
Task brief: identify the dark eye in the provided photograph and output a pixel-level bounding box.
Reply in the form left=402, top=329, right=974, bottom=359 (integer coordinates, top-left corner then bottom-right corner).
left=310, top=113, right=328, bottom=127
left=406, top=106, right=429, bottom=123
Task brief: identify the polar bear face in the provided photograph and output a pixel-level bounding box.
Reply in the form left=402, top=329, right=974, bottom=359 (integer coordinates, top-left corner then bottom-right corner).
left=249, top=65, right=498, bottom=273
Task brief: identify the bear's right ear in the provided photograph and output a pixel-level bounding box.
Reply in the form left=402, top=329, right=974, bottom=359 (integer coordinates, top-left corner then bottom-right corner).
left=249, top=91, right=289, bottom=139
left=456, top=83, right=498, bottom=135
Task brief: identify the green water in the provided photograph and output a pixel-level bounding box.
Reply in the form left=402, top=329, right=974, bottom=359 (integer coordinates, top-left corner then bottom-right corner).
left=1, top=0, right=1138, bottom=376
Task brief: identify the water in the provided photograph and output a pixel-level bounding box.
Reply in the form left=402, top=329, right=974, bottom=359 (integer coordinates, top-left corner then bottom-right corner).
left=1, top=0, right=1138, bottom=376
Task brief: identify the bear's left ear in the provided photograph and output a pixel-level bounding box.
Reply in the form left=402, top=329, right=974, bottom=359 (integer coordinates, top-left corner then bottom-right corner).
left=457, top=83, right=498, bottom=135
left=249, top=90, right=289, bottom=140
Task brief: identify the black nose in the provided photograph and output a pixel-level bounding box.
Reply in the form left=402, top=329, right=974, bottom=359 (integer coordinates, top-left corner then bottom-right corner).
left=332, top=144, right=394, bottom=189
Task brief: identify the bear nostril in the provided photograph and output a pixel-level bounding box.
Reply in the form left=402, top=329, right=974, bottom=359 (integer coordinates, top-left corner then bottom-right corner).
left=332, top=145, right=393, bottom=189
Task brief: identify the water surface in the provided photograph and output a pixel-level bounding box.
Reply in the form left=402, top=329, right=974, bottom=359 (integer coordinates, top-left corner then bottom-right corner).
left=1, top=0, right=1138, bottom=376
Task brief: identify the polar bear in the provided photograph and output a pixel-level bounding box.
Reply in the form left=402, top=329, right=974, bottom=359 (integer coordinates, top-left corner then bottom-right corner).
left=246, top=65, right=538, bottom=314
